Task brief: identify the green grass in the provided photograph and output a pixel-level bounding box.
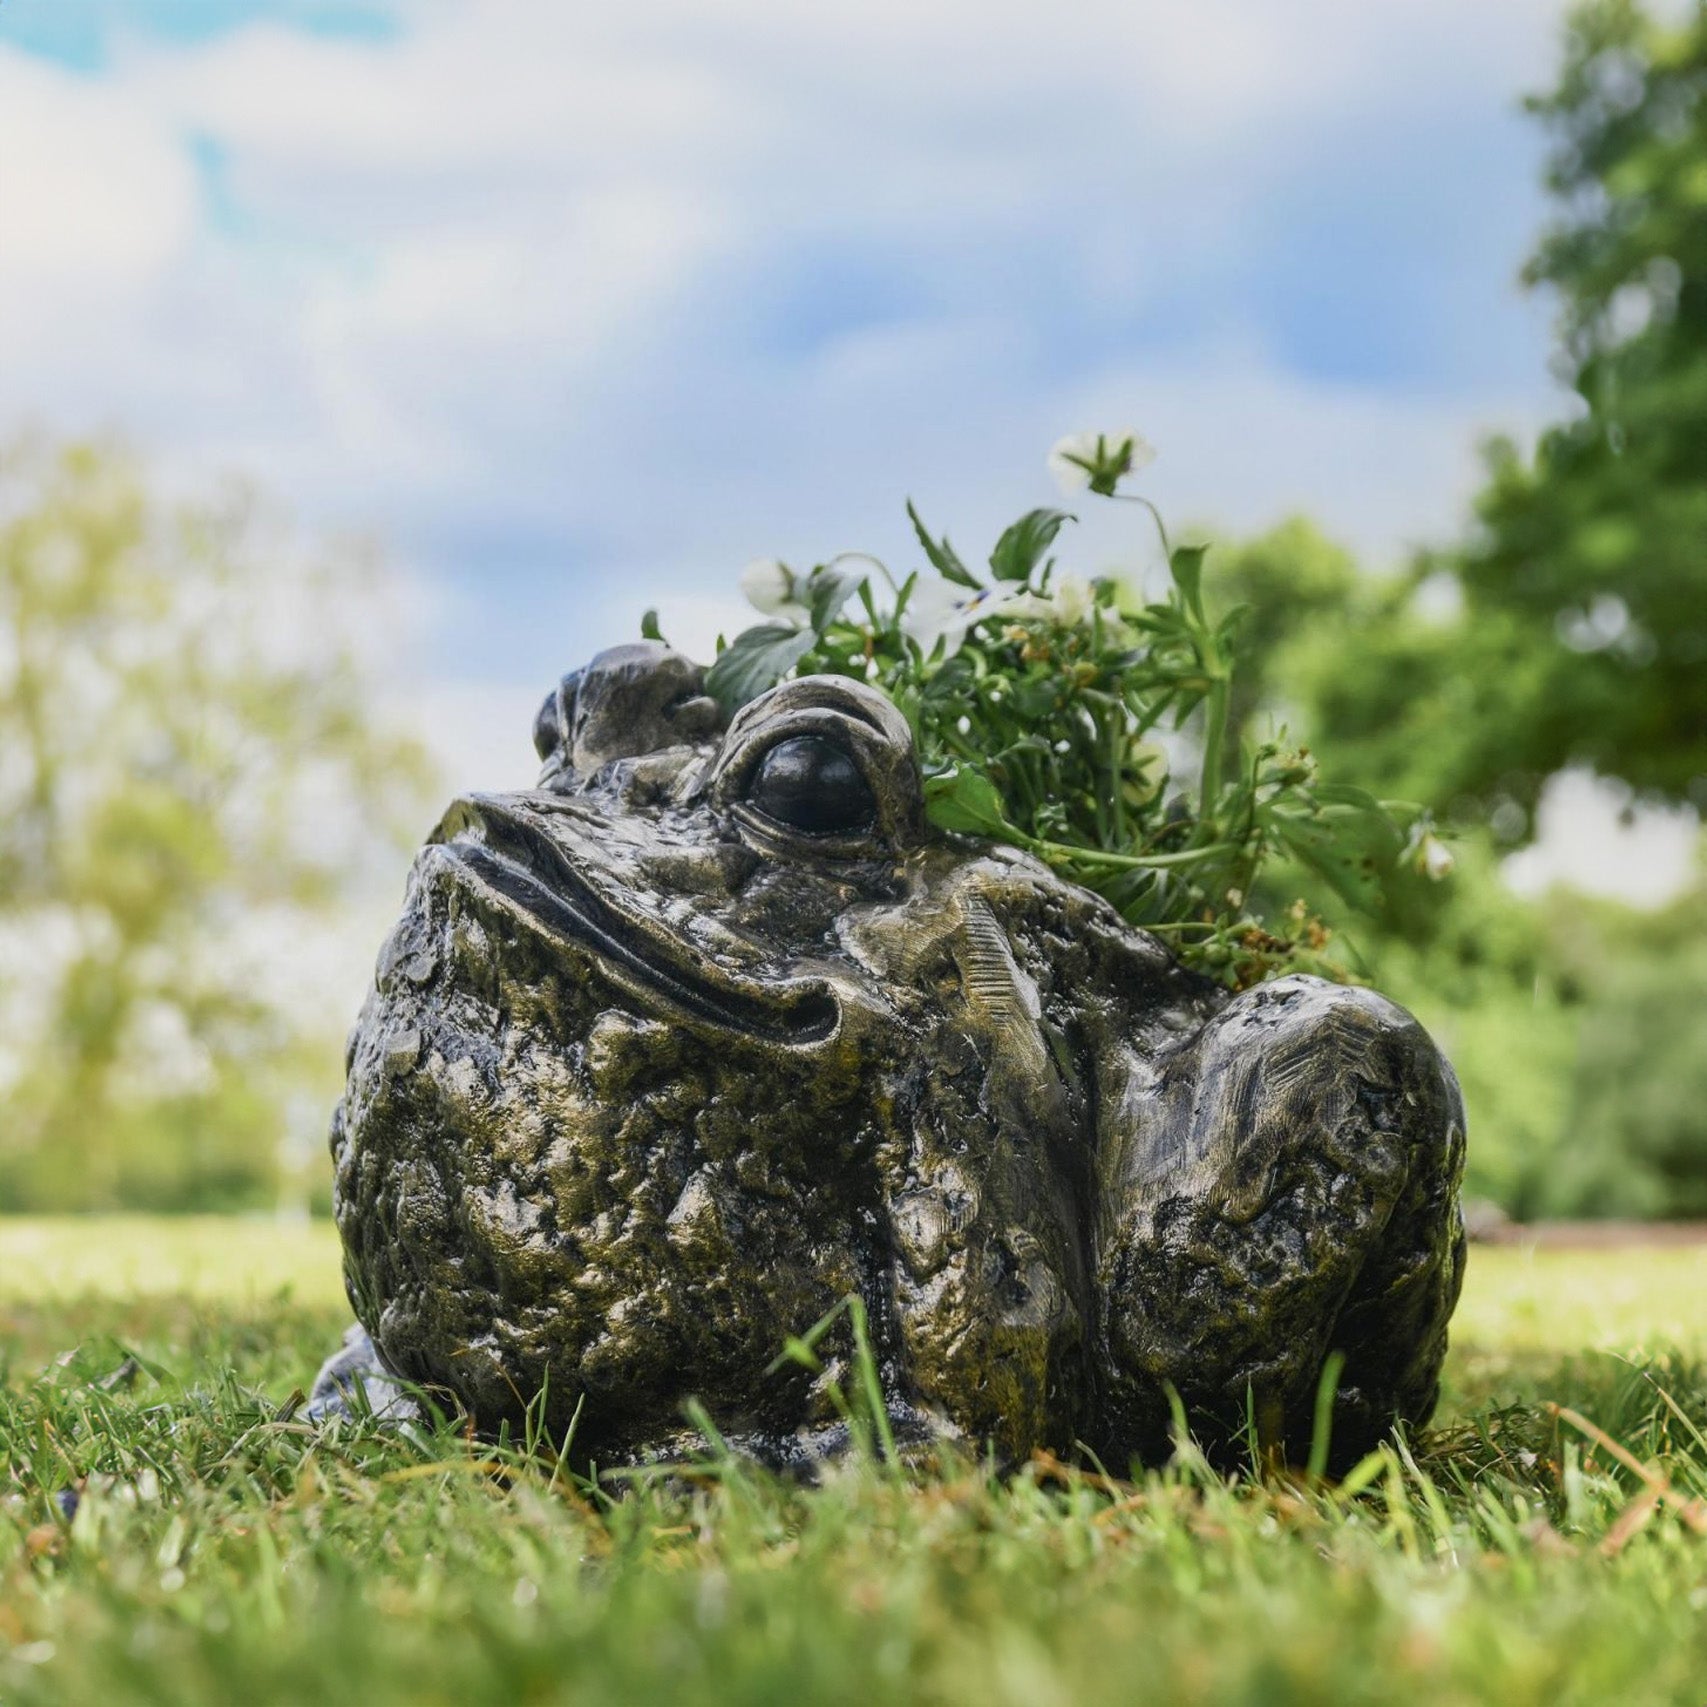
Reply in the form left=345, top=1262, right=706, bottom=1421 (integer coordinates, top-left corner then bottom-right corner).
left=3, top=1221, right=1706, bottom=1706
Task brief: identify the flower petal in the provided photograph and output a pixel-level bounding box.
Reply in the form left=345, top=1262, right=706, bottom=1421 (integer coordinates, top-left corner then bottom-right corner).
left=739, top=557, right=799, bottom=615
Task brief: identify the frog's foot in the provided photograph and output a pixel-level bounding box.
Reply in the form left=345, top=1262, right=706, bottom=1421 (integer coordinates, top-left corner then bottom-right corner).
left=307, top=1323, right=423, bottom=1426
left=610, top=1398, right=961, bottom=1481
left=1101, top=975, right=1466, bottom=1470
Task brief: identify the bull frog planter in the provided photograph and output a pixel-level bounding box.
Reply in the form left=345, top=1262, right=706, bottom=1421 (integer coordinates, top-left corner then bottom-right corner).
left=313, top=641, right=1466, bottom=1471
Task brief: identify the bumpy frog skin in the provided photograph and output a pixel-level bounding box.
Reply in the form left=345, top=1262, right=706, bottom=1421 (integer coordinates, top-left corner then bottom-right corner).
left=314, top=642, right=1466, bottom=1470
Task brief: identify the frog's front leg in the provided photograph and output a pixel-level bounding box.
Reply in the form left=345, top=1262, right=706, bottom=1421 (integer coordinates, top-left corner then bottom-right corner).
left=306, top=1323, right=421, bottom=1425
left=1098, top=974, right=1466, bottom=1469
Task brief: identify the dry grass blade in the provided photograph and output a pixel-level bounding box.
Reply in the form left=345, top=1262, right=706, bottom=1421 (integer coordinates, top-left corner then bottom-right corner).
left=1545, top=1402, right=1707, bottom=1536
left=1598, top=1486, right=1662, bottom=1557
left=377, top=1459, right=510, bottom=1483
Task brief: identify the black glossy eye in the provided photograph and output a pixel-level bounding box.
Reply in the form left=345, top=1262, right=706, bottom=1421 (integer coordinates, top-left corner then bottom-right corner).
left=746, top=735, right=877, bottom=836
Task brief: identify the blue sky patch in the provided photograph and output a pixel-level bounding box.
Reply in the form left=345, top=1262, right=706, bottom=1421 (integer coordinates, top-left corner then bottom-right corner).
left=0, top=0, right=401, bottom=72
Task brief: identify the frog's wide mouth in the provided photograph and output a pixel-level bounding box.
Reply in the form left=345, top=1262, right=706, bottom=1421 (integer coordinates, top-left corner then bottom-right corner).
left=427, top=796, right=840, bottom=1046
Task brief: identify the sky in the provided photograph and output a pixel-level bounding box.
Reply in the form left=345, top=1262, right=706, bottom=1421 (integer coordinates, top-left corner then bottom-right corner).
left=0, top=0, right=1696, bottom=897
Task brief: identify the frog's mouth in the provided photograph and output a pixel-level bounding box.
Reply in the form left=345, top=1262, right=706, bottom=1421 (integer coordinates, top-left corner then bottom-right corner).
left=428, top=796, right=840, bottom=1046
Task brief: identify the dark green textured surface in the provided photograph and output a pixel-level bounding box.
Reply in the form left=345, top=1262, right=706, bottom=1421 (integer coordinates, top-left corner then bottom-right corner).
left=323, top=645, right=1465, bottom=1468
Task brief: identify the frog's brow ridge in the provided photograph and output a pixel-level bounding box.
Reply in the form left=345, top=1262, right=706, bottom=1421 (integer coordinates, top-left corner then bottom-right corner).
left=827, top=698, right=891, bottom=736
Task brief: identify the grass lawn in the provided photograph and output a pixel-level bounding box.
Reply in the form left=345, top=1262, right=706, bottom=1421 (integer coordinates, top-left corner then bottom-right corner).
left=3, top=1219, right=1705, bottom=1706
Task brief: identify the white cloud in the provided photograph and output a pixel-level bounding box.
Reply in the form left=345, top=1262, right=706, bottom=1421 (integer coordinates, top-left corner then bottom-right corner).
left=0, top=53, right=196, bottom=296
left=127, top=13, right=761, bottom=178
left=1505, top=771, right=1702, bottom=908
left=400, top=676, right=544, bottom=799
left=1050, top=340, right=1560, bottom=565
left=0, top=49, right=200, bottom=412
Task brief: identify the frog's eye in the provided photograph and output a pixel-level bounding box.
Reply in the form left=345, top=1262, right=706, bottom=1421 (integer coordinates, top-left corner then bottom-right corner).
left=712, top=675, right=923, bottom=853
left=745, top=735, right=877, bottom=836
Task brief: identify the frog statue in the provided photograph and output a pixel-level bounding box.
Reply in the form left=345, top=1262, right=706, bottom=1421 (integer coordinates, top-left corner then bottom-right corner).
left=312, top=641, right=1466, bottom=1472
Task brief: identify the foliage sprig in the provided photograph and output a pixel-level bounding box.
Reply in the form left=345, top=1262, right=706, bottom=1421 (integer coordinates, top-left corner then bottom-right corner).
left=684, top=435, right=1441, bottom=986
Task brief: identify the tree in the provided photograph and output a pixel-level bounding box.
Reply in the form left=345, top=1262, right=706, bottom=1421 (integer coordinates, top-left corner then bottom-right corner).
left=1282, top=2, right=1707, bottom=841
left=0, top=438, right=435, bottom=1211
left=1466, top=0, right=1707, bottom=815
left=1203, top=516, right=1360, bottom=760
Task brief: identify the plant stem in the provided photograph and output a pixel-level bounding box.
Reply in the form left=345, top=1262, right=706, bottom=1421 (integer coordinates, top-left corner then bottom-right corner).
left=1034, top=838, right=1240, bottom=872
left=826, top=550, right=899, bottom=595
left=1199, top=665, right=1229, bottom=820
left=1116, top=493, right=1173, bottom=565
left=1107, top=706, right=1126, bottom=850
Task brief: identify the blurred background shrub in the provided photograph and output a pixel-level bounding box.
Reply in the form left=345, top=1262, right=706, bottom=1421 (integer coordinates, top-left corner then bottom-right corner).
left=1204, top=0, right=1707, bottom=1216
left=0, top=439, right=434, bottom=1213
left=1202, top=506, right=1707, bottom=1220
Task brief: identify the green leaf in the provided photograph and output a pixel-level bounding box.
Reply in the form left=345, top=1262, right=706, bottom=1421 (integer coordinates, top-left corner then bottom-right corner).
left=640, top=607, right=664, bottom=642
left=1169, top=544, right=1209, bottom=621
left=890, top=569, right=919, bottom=623
left=923, top=766, right=1019, bottom=839
left=1310, top=782, right=1389, bottom=813
left=989, top=508, right=1074, bottom=583
left=804, top=562, right=870, bottom=633
left=907, top=501, right=982, bottom=590
left=1264, top=791, right=1408, bottom=915
left=1123, top=602, right=1191, bottom=638
left=1215, top=603, right=1251, bottom=650
left=703, top=623, right=815, bottom=714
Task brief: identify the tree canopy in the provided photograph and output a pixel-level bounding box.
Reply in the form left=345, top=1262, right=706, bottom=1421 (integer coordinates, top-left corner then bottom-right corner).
left=0, top=439, right=434, bottom=1211
left=1297, top=0, right=1707, bottom=839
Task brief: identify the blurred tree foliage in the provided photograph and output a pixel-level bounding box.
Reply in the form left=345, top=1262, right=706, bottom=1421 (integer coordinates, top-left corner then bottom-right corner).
left=1540, top=876, right=1707, bottom=1218
left=0, top=439, right=434, bottom=1212
left=1209, top=509, right=1707, bottom=1220
left=1205, top=516, right=1360, bottom=762
left=1301, top=0, right=1707, bottom=841
left=1196, top=1, right=1707, bottom=1217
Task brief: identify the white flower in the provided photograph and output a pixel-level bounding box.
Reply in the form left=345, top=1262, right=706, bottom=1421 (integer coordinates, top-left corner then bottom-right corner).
left=903, top=578, right=1079, bottom=655
left=738, top=557, right=805, bottom=620
left=994, top=592, right=1054, bottom=624
left=1418, top=833, right=1456, bottom=881
left=1047, top=428, right=1157, bottom=496
left=901, top=578, right=989, bottom=656
left=903, top=580, right=1039, bottom=656
left=1049, top=570, right=1094, bottom=626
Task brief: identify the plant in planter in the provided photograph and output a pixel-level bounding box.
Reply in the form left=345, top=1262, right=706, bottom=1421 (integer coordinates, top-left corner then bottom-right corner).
left=694, top=429, right=1445, bottom=989
left=313, top=435, right=1466, bottom=1475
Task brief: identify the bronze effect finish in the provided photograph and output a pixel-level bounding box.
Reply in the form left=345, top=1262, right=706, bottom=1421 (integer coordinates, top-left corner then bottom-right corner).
left=314, top=642, right=1466, bottom=1472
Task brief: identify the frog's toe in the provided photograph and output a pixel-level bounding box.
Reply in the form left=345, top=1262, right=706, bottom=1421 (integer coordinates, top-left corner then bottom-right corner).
left=1100, top=975, right=1466, bottom=1469
left=306, top=1323, right=423, bottom=1426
